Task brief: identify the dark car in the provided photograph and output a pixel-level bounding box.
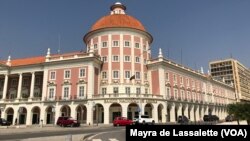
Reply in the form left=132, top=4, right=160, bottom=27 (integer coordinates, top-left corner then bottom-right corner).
left=203, top=115, right=219, bottom=122
left=56, top=117, right=80, bottom=127
left=225, top=115, right=235, bottom=122
left=0, top=118, right=11, bottom=126
left=113, top=117, right=133, bottom=126
left=177, top=115, right=189, bottom=124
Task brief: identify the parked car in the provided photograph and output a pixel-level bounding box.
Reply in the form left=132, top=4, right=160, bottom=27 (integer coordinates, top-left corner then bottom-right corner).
left=133, top=115, right=155, bottom=125
left=0, top=118, right=11, bottom=126
left=177, top=115, right=189, bottom=124
left=203, top=115, right=219, bottom=122
left=225, top=115, right=235, bottom=122
left=113, top=117, right=133, bottom=126
left=56, top=117, right=80, bottom=127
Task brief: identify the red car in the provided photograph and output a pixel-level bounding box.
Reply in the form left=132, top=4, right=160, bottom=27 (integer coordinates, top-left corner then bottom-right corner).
left=56, top=116, right=80, bottom=127
left=113, top=117, right=133, bottom=126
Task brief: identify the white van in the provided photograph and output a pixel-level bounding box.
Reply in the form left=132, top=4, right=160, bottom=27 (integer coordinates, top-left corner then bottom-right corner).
left=133, top=115, right=155, bottom=125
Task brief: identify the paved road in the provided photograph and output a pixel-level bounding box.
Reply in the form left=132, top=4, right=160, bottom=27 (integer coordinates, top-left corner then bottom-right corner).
left=85, top=127, right=125, bottom=141
left=0, top=126, right=116, bottom=140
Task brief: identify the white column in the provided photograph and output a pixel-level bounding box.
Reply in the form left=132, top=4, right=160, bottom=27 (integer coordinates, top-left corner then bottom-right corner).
left=87, top=65, right=94, bottom=99
left=152, top=105, right=158, bottom=123
left=2, top=74, right=8, bottom=99
left=70, top=105, right=77, bottom=120
left=200, top=106, right=204, bottom=121
left=184, top=106, right=189, bottom=117
left=170, top=104, right=175, bottom=122
left=190, top=106, right=194, bottom=121
left=120, top=34, right=124, bottom=84
left=177, top=105, right=182, bottom=117
left=86, top=103, right=94, bottom=125
left=26, top=108, right=32, bottom=126
left=104, top=104, right=109, bottom=124
left=121, top=104, right=128, bottom=118
left=0, top=109, right=4, bottom=118
left=29, top=72, right=35, bottom=99
left=54, top=104, right=60, bottom=125
left=195, top=107, right=199, bottom=121
left=17, top=73, right=23, bottom=99
left=161, top=104, right=167, bottom=123
left=13, top=108, right=18, bottom=125
left=42, top=69, right=48, bottom=101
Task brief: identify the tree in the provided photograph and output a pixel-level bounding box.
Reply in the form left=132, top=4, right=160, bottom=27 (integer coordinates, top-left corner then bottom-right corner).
left=227, top=103, right=250, bottom=125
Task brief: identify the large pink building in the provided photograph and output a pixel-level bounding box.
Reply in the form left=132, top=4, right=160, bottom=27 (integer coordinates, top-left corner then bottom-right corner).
left=0, top=2, right=235, bottom=126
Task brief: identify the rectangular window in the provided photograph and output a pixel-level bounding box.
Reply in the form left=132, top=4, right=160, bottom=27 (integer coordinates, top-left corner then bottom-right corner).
left=23, top=78, right=29, bottom=86
left=64, top=70, right=71, bottom=79
left=174, top=89, right=178, bottom=99
left=113, top=71, right=119, bottom=79
left=49, top=88, right=54, bottom=99
left=165, top=72, right=169, bottom=81
left=50, top=71, right=56, bottom=80
left=79, top=68, right=86, bottom=78
left=113, top=87, right=119, bottom=94
left=187, top=78, right=190, bottom=86
left=35, top=77, right=41, bottom=85
left=166, top=87, right=170, bottom=98
left=102, top=56, right=107, bottom=62
left=94, top=44, right=98, bottom=49
left=79, top=86, right=84, bottom=97
left=102, top=42, right=107, bottom=47
left=136, top=87, right=141, bottom=94
left=180, top=76, right=183, bottom=84
left=135, top=57, right=140, bottom=63
left=135, top=43, right=140, bottom=48
left=136, top=72, right=140, bottom=79
left=124, top=41, right=130, bottom=47
left=125, top=71, right=131, bottom=79
left=124, top=56, right=130, bottom=62
left=112, top=56, right=119, bottom=62
left=173, top=74, right=177, bottom=83
left=113, top=41, right=119, bottom=47
left=145, top=88, right=148, bottom=94
left=11, top=79, right=17, bottom=86
left=125, top=87, right=130, bottom=94
left=102, top=88, right=107, bottom=95
left=63, top=87, right=69, bottom=98
left=102, top=72, right=107, bottom=79
left=181, top=90, right=184, bottom=100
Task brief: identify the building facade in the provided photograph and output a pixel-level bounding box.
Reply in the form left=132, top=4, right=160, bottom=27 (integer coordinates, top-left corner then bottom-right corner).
left=0, top=2, right=236, bottom=126
left=210, top=59, right=250, bottom=102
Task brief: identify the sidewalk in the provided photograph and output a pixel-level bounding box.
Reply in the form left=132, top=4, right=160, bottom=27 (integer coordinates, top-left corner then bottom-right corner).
left=0, top=124, right=112, bottom=135
left=217, top=120, right=248, bottom=125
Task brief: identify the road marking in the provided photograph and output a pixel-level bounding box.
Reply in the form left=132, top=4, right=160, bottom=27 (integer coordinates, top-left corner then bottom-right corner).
left=87, top=129, right=125, bottom=140
left=92, top=139, right=102, bottom=141
left=109, top=138, right=119, bottom=141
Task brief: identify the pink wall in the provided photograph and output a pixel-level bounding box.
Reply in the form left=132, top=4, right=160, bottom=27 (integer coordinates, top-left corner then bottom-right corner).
left=124, top=62, right=131, bottom=70
left=101, top=35, right=108, bottom=41
left=112, top=48, right=120, bottom=55
left=93, top=37, right=98, bottom=43
left=134, top=64, right=141, bottom=71
left=112, top=62, right=120, bottom=70
left=151, top=70, right=159, bottom=95
left=112, top=35, right=120, bottom=40
left=123, top=35, right=131, bottom=40
left=134, top=36, right=140, bottom=42
left=123, top=48, right=131, bottom=55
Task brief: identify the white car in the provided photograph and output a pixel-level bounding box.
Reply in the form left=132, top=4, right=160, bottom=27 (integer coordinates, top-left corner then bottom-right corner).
left=133, top=115, right=155, bottom=125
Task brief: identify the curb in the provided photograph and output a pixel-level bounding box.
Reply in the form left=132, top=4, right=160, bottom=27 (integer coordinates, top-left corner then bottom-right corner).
left=81, top=134, right=95, bottom=141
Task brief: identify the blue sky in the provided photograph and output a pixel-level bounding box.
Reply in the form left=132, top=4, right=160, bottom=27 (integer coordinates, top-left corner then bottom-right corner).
left=0, top=0, right=249, bottom=71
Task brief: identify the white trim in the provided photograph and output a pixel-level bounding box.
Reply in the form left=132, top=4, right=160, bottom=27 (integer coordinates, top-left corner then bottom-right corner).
left=62, top=86, right=71, bottom=100
left=48, top=86, right=56, bottom=100
left=124, top=55, right=131, bottom=62
left=102, top=41, right=108, bottom=48
left=49, top=71, right=56, bottom=80
left=112, top=70, right=119, bottom=79
left=135, top=56, right=140, bottom=63
left=64, top=69, right=71, bottom=79
left=101, top=56, right=108, bottom=62
left=102, top=71, right=108, bottom=79
left=112, top=40, right=119, bottom=47
left=124, top=40, right=130, bottom=47
left=112, top=55, right=119, bottom=62
left=77, top=84, right=86, bottom=99
left=79, top=68, right=86, bottom=78
left=134, top=42, right=140, bottom=48
left=124, top=70, right=131, bottom=79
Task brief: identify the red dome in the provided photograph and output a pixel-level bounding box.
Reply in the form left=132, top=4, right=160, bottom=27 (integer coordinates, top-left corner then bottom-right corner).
left=90, top=14, right=146, bottom=32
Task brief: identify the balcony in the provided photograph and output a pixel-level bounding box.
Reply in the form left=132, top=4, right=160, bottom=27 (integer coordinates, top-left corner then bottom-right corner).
left=92, top=93, right=163, bottom=99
